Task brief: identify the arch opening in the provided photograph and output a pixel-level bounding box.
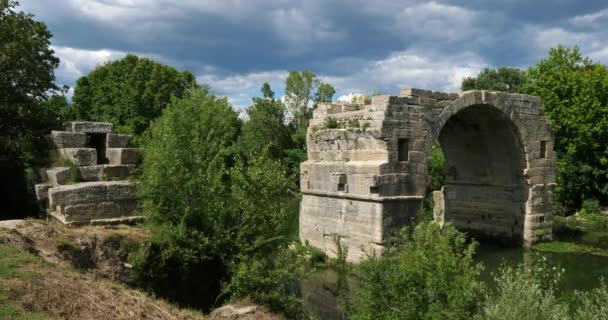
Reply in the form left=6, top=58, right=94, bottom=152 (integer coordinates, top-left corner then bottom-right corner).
left=435, top=104, right=527, bottom=242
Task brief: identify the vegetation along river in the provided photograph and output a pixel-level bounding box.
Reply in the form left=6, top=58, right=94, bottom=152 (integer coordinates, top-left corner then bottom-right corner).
left=297, top=241, right=608, bottom=320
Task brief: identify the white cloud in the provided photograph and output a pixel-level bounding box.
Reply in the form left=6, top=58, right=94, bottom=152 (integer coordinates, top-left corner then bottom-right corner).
left=569, top=9, right=608, bottom=26
left=532, top=27, right=593, bottom=51
left=322, top=49, right=486, bottom=95
left=271, top=7, right=345, bottom=46
left=396, top=1, right=477, bottom=41
left=52, top=46, right=127, bottom=85
left=198, top=70, right=289, bottom=110
left=337, top=93, right=363, bottom=103
left=201, top=48, right=486, bottom=112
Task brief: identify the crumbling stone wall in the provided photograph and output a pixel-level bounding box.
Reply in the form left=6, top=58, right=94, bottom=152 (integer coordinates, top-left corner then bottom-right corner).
left=300, top=89, right=556, bottom=262
left=35, top=122, right=142, bottom=226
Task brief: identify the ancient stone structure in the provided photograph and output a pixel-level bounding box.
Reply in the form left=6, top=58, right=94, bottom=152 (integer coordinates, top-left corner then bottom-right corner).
left=300, top=89, right=556, bottom=261
left=35, top=122, right=142, bottom=226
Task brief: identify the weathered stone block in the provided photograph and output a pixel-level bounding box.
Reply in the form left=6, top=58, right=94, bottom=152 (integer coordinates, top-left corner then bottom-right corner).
left=50, top=131, right=87, bottom=148
left=49, top=182, right=108, bottom=207
left=102, top=164, right=135, bottom=180
left=400, top=88, right=432, bottom=98
left=59, top=148, right=97, bottom=166
left=79, top=165, right=103, bottom=181
left=106, top=148, right=141, bottom=165
left=46, top=167, right=70, bottom=185
left=64, top=121, right=113, bottom=133
left=35, top=183, right=52, bottom=201
left=106, top=134, right=131, bottom=148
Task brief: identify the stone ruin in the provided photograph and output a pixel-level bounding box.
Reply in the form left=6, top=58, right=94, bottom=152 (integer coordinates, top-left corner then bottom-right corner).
left=35, top=121, right=142, bottom=226
left=300, top=88, right=557, bottom=262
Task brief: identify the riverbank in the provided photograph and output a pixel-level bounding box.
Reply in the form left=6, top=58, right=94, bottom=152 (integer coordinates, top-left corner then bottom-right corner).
left=0, top=220, right=282, bottom=320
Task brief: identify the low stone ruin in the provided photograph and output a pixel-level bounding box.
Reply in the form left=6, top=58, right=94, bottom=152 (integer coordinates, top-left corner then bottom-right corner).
left=35, top=122, right=142, bottom=226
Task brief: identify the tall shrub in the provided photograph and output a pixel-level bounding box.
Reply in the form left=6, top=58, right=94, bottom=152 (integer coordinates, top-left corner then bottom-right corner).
left=350, top=222, right=484, bottom=320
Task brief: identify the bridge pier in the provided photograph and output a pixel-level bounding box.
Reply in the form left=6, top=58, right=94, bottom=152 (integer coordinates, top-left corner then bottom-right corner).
left=300, top=89, right=556, bottom=262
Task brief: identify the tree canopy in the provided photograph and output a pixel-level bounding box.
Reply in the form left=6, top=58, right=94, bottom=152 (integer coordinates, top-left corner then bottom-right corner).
left=0, top=0, right=60, bottom=166
left=72, top=54, right=199, bottom=135
left=525, top=46, right=608, bottom=209
left=461, top=67, right=527, bottom=93
left=284, top=70, right=335, bottom=131
left=239, top=83, right=293, bottom=161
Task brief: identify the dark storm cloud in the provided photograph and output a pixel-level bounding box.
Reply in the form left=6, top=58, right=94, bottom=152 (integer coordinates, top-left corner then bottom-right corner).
left=18, top=0, right=608, bottom=109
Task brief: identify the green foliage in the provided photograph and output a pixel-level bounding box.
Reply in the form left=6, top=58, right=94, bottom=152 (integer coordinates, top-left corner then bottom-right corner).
left=327, top=234, right=349, bottom=271
left=427, top=145, right=445, bottom=191
left=315, top=83, right=336, bottom=103
left=65, top=159, right=81, bottom=184
left=420, top=145, right=445, bottom=222
left=0, top=0, right=62, bottom=217
left=476, top=257, right=568, bottom=320
left=292, top=242, right=327, bottom=265
left=525, top=46, right=608, bottom=210
left=135, top=89, right=304, bottom=316
left=284, top=70, right=335, bottom=131
left=0, top=243, right=45, bottom=320
left=533, top=241, right=608, bottom=257
left=350, top=222, right=484, bottom=320
left=72, top=54, right=199, bottom=136
left=572, top=282, right=608, bottom=320
left=322, top=117, right=340, bottom=129
left=138, top=89, right=240, bottom=227
left=239, top=84, right=293, bottom=161
left=581, top=198, right=602, bottom=215
left=461, top=67, right=527, bottom=93
left=0, top=0, right=60, bottom=168
left=224, top=250, right=307, bottom=319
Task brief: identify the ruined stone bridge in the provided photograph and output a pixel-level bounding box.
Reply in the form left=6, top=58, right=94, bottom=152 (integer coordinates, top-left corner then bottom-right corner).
left=299, top=88, right=556, bottom=261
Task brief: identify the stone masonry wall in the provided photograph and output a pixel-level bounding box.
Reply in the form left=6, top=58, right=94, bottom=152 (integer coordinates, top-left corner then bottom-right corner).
left=300, top=89, right=557, bottom=262
left=35, top=122, right=143, bottom=226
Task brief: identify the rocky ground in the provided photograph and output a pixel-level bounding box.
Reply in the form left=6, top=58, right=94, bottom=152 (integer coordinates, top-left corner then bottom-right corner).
left=0, top=219, right=282, bottom=320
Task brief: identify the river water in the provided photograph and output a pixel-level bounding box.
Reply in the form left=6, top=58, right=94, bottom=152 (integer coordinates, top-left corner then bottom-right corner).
left=297, top=243, right=608, bottom=320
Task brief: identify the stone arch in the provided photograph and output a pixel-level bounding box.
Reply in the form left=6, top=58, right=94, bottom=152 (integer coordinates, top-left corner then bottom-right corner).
left=299, top=89, right=556, bottom=262
left=422, top=91, right=556, bottom=244
left=425, top=92, right=530, bottom=242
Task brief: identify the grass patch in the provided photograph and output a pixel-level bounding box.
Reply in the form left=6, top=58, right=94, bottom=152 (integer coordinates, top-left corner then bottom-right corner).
left=532, top=241, right=608, bottom=257
left=0, top=243, right=46, bottom=320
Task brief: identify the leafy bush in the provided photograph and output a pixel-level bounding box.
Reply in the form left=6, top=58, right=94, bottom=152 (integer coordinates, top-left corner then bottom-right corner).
left=476, top=257, right=568, bottom=320
left=581, top=198, right=602, bottom=216
left=350, top=222, right=484, bottom=320
left=572, top=282, right=608, bottom=319
left=134, top=89, right=304, bottom=317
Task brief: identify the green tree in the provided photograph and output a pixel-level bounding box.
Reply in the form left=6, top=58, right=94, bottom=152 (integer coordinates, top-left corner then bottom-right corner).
left=43, top=93, right=74, bottom=128
left=0, top=0, right=60, bottom=166
left=0, top=0, right=61, bottom=217
left=350, top=222, right=485, bottom=320
left=134, top=88, right=304, bottom=316
left=284, top=70, right=335, bottom=131
left=72, top=54, right=199, bottom=136
left=461, top=67, right=527, bottom=93
left=525, top=46, right=608, bottom=209
left=284, top=71, right=335, bottom=182
left=239, top=83, right=292, bottom=161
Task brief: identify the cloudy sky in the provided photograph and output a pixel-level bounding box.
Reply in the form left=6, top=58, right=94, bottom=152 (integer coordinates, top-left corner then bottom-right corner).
left=20, top=0, right=608, bottom=111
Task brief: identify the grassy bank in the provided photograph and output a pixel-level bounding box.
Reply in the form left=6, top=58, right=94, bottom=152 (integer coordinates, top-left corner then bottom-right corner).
left=532, top=214, right=608, bottom=256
